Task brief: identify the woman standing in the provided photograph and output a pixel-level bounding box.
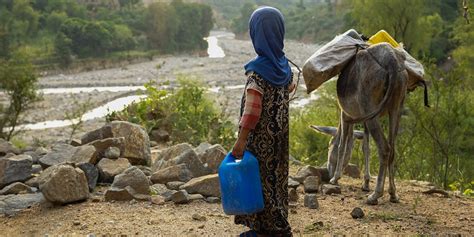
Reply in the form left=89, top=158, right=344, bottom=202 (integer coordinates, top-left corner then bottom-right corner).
left=231, top=6, right=295, bottom=237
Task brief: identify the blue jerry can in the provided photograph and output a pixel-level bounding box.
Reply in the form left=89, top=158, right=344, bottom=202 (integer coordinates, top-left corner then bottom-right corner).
left=218, top=151, right=264, bottom=215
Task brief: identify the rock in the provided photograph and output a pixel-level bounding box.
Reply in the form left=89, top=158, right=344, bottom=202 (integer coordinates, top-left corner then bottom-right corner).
left=163, top=190, right=178, bottom=202
left=288, top=188, right=298, bottom=203
left=205, top=197, right=220, bottom=203
left=109, top=121, right=151, bottom=165
left=150, top=184, right=169, bottom=195
left=88, top=137, right=125, bottom=158
left=294, top=165, right=320, bottom=183
left=104, top=147, right=121, bottom=159
left=0, top=154, right=33, bottom=188
left=104, top=187, right=134, bottom=202
left=32, top=164, right=42, bottom=174
left=0, top=193, right=45, bottom=216
left=82, top=121, right=152, bottom=165
left=189, top=194, right=205, bottom=201
left=171, top=190, right=190, bottom=204
left=289, top=155, right=303, bottom=165
left=0, top=138, right=20, bottom=156
left=344, top=163, right=361, bottom=179
left=70, top=139, right=82, bottom=147
left=135, top=165, right=152, bottom=176
left=151, top=195, right=165, bottom=205
left=29, top=147, right=48, bottom=164
left=165, top=150, right=210, bottom=177
left=81, top=124, right=113, bottom=144
left=150, top=164, right=193, bottom=184
left=351, top=207, right=365, bottom=219
left=288, top=177, right=300, bottom=189
left=39, top=143, right=77, bottom=169
left=180, top=174, right=220, bottom=197
left=150, top=141, right=159, bottom=147
left=97, top=158, right=131, bottom=183
left=0, top=182, right=33, bottom=195
left=150, top=129, right=170, bottom=143
left=152, top=143, right=194, bottom=171
left=38, top=164, right=89, bottom=204
left=111, top=166, right=150, bottom=195
left=304, top=176, right=320, bottom=193
left=317, top=166, right=331, bottom=183
left=199, top=144, right=226, bottom=173
left=304, top=194, right=319, bottom=209
left=70, top=145, right=98, bottom=165
left=25, top=176, right=40, bottom=188
left=194, top=142, right=212, bottom=156
left=166, top=181, right=185, bottom=190
left=322, top=184, right=341, bottom=195
left=76, top=163, right=98, bottom=192
left=192, top=213, right=207, bottom=221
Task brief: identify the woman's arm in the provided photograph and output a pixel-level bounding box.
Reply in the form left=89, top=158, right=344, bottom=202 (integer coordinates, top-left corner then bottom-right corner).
left=232, top=89, right=262, bottom=157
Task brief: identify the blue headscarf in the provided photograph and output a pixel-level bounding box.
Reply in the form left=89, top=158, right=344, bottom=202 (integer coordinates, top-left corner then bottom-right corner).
left=244, top=6, right=292, bottom=87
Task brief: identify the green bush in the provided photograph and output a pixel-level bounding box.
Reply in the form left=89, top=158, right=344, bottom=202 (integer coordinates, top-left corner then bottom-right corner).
left=106, top=76, right=236, bottom=148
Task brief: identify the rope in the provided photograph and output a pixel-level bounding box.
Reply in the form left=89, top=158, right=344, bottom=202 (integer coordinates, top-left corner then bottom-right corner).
left=287, top=58, right=302, bottom=102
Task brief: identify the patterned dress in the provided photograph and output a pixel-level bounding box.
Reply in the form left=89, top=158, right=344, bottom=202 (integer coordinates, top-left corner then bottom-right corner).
left=234, top=72, right=292, bottom=236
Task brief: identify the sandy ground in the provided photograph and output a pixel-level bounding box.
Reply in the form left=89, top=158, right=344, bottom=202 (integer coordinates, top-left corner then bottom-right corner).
left=1, top=171, right=472, bottom=236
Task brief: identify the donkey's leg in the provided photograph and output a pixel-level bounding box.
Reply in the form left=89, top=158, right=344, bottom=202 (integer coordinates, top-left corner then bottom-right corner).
left=362, top=122, right=371, bottom=192
left=330, top=113, right=353, bottom=185
left=366, top=119, right=390, bottom=205
left=327, top=122, right=341, bottom=178
left=388, top=104, right=403, bottom=203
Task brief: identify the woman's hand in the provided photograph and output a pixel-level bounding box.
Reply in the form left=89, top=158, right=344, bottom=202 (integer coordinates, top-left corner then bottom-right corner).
left=289, top=81, right=296, bottom=93
left=232, top=138, right=246, bottom=158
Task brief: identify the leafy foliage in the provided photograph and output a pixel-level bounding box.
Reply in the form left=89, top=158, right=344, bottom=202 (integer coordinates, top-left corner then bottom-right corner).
left=107, top=76, right=236, bottom=148
left=0, top=50, right=39, bottom=140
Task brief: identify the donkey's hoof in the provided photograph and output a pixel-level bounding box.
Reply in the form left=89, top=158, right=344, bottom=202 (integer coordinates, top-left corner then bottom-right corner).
left=361, top=185, right=370, bottom=192
left=329, top=177, right=338, bottom=185
left=366, top=194, right=379, bottom=205
left=389, top=195, right=400, bottom=203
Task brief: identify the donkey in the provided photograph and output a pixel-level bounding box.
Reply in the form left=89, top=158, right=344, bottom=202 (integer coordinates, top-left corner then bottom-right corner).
left=328, top=43, right=428, bottom=205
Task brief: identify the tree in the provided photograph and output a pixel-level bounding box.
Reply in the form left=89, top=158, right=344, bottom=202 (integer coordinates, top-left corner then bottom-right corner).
left=0, top=51, right=39, bottom=140
left=231, top=2, right=256, bottom=35
left=54, top=32, right=72, bottom=67
left=145, top=2, right=179, bottom=52
left=351, top=0, right=441, bottom=57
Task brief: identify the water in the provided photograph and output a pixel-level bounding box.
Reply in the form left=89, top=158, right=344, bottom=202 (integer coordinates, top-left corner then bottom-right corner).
left=17, top=95, right=146, bottom=130
left=205, top=36, right=225, bottom=58
left=40, top=86, right=146, bottom=95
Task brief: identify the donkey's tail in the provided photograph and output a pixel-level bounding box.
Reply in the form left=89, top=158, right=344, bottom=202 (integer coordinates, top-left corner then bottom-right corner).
left=343, top=49, right=398, bottom=124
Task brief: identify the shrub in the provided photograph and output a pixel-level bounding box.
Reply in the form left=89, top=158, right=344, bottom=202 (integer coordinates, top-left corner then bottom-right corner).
left=107, top=76, right=236, bottom=148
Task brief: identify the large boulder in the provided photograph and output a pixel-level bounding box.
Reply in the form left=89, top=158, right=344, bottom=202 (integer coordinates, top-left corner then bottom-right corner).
left=76, top=162, right=98, bottom=192
left=0, top=138, right=20, bottom=156
left=0, top=154, right=33, bottom=188
left=69, top=145, right=98, bottom=165
left=152, top=143, right=194, bottom=171
left=165, top=150, right=210, bottom=177
left=38, top=143, right=77, bottom=169
left=82, top=121, right=151, bottom=165
left=38, top=164, right=89, bottom=204
left=150, top=164, right=193, bottom=184
left=199, top=144, right=226, bottom=173
left=97, top=158, right=131, bottom=183
left=111, top=166, right=150, bottom=195
left=180, top=174, right=220, bottom=197
left=194, top=142, right=212, bottom=156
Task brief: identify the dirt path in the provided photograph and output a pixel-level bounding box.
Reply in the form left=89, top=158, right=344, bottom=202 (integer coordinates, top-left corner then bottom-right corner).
left=1, top=172, right=472, bottom=236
